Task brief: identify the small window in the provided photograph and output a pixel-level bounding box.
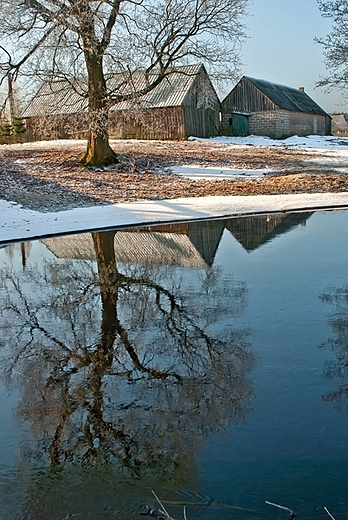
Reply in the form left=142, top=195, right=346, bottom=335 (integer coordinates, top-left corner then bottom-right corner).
left=229, top=118, right=232, bottom=126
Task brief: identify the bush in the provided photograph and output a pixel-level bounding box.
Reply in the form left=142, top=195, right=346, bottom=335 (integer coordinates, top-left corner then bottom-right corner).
left=0, top=121, right=12, bottom=136
left=12, top=117, right=26, bottom=136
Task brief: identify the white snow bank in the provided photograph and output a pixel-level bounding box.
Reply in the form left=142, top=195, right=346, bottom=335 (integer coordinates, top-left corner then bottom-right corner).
left=189, top=134, right=348, bottom=150
left=2, top=134, right=348, bottom=152
left=171, top=165, right=270, bottom=179
left=2, top=193, right=348, bottom=245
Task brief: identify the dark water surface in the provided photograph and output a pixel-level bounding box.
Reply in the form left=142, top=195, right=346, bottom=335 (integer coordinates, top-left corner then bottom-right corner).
left=1, top=210, right=348, bottom=519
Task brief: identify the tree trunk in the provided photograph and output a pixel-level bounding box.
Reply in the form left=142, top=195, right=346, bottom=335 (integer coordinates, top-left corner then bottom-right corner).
left=8, top=73, right=15, bottom=123
left=81, top=53, right=118, bottom=167
left=92, top=231, right=119, bottom=367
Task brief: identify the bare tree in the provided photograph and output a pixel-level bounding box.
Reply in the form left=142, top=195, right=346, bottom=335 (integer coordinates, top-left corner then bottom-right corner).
left=316, top=0, right=348, bottom=95
left=0, top=0, right=248, bottom=166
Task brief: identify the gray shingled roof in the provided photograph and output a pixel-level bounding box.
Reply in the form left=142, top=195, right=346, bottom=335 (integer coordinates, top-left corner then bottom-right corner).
left=22, top=64, right=206, bottom=118
left=245, top=76, right=328, bottom=116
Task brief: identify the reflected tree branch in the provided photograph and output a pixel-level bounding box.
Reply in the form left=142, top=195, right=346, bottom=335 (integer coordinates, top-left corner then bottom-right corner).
left=320, top=284, right=348, bottom=405
left=0, top=230, right=254, bottom=476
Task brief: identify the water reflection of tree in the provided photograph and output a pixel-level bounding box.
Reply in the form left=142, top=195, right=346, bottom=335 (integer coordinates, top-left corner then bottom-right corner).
left=320, top=285, right=348, bottom=404
left=0, top=230, right=254, bottom=480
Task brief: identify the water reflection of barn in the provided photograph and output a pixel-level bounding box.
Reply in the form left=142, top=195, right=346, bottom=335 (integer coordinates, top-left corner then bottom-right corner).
left=42, top=212, right=313, bottom=265
left=42, top=220, right=225, bottom=268
left=225, top=212, right=314, bottom=252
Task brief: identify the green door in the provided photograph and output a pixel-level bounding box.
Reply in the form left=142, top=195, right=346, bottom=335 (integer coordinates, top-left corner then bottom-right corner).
left=232, top=113, right=249, bottom=136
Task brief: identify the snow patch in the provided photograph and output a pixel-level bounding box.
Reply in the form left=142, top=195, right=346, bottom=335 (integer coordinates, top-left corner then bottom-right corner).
left=189, top=134, right=348, bottom=150
left=171, top=165, right=270, bottom=179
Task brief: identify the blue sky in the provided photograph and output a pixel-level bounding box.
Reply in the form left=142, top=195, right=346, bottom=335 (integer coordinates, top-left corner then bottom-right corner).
left=240, top=0, right=346, bottom=113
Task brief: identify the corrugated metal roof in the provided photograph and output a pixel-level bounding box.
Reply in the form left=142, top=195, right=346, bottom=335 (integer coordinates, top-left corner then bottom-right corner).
left=22, top=64, right=205, bottom=118
left=22, top=81, right=88, bottom=118
left=42, top=230, right=208, bottom=268
left=110, top=63, right=204, bottom=110
left=245, top=76, right=328, bottom=116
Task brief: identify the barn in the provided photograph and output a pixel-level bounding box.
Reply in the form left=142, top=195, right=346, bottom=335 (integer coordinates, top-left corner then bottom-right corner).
left=109, top=64, right=220, bottom=139
left=22, top=64, right=220, bottom=141
left=221, top=76, right=331, bottom=139
left=331, top=114, right=348, bottom=136
left=21, top=80, right=89, bottom=141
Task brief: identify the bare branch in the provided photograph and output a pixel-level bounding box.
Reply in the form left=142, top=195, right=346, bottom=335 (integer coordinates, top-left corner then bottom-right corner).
left=266, top=501, right=296, bottom=519
left=324, top=507, right=336, bottom=520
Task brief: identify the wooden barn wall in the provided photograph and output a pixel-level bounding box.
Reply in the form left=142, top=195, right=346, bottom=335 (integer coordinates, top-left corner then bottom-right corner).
left=109, top=107, right=185, bottom=140
left=110, top=105, right=219, bottom=140
left=222, top=78, right=276, bottom=113
left=182, top=72, right=221, bottom=137
left=182, top=106, right=220, bottom=138
left=25, top=114, right=88, bottom=141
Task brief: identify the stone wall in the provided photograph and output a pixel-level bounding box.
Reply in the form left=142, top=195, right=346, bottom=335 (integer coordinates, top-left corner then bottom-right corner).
left=249, top=111, right=279, bottom=138
left=220, top=113, right=233, bottom=136
left=248, top=110, right=327, bottom=138
left=288, top=111, right=326, bottom=136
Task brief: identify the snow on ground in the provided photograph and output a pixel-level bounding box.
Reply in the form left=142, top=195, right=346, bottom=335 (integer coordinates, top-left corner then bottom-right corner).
left=178, top=135, right=348, bottom=178
left=2, top=134, right=348, bottom=245
left=2, top=193, right=348, bottom=246
left=3, top=134, right=348, bottom=152
left=189, top=134, right=348, bottom=150
left=171, top=165, right=271, bottom=179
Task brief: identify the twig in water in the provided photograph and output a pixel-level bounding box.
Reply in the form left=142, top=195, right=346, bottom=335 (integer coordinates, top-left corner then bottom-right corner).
left=324, top=507, right=336, bottom=520
left=152, top=490, right=174, bottom=520
left=266, top=500, right=295, bottom=519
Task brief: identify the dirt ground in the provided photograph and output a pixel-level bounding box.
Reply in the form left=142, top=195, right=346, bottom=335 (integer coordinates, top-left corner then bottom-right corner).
left=1, top=138, right=348, bottom=212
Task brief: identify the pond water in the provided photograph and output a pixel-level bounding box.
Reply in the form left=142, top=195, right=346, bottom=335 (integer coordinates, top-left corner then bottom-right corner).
left=1, top=210, right=348, bottom=520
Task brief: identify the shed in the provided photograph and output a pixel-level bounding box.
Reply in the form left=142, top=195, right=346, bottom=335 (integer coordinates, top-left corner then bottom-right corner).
left=22, top=64, right=220, bottom=141
left=21, top=80, right=88, bottom=141
left=331, top=114, right=348, bottom=136
left=221, top=76, right=331, bottom=139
